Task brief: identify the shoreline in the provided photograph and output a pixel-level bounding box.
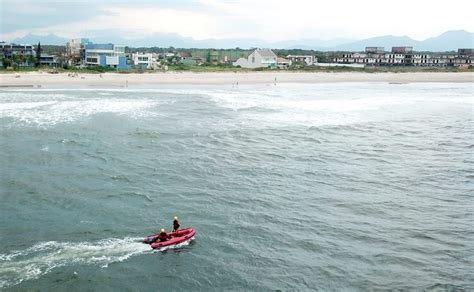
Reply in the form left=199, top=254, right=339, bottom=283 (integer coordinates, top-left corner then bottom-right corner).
left=0, top=72, right=473, bottom=88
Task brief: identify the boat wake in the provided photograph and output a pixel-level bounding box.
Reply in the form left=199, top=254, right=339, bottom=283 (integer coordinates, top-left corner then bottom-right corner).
left=154, top=236, right=195, bottom=252
left=0, top=237, right=150, bottom=289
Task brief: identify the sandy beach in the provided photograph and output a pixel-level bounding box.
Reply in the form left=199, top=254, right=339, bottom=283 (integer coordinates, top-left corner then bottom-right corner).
left=0, top=71, right=473, bottom=88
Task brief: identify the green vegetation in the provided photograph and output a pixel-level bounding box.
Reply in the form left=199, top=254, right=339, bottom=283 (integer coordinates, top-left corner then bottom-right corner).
left=167, top=63, right=245, bottom=72
left=274, top=49, right=329, bottom=63
left=1, top=65, right=471, bottom=74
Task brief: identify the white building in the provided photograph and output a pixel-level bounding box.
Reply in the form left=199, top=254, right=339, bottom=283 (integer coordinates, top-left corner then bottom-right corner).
left=286, top=55, right=317, bottom=66
left=233, top=49, right=277, bottom=68
left=132, top=52, right=153, bottom=69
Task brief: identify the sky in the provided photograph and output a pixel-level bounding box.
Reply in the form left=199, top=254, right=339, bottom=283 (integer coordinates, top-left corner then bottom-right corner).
left=1, top=0, right=474, bottom=42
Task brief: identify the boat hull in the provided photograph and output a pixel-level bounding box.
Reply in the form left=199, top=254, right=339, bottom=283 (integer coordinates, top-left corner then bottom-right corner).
left=144, top=227, right=196, bottom=249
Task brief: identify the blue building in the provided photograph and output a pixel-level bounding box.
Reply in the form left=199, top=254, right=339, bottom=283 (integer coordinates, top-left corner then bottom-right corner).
left=84, top=43, right=127, bottom=69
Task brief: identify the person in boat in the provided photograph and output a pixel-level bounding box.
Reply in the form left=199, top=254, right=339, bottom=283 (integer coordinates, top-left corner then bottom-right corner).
left=172, top=216, right=180, bottom=232
left=156, top=228, right=170, bottom=242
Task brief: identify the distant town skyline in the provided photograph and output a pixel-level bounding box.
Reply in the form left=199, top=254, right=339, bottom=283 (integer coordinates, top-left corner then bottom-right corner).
left=1, top=0, right=474, bottom=43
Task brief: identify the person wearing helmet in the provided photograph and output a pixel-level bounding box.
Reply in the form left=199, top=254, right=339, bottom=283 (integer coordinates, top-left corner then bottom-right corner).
left=157, top=228, right=169, bottom=242
left=172, top=216, right=180, bottom=232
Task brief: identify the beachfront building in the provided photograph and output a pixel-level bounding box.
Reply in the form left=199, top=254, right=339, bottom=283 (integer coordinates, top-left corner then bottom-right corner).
left=277, top=57, right=291, bottom=69
left=410, top=53, right=452, bottom=67
left=391, top=47, right=413, bottom=65
left=331, top=46, right=474, bottom=68
left=286, top=55, right=317, bottom=66
left=178, top=52, right=198, bottom=65
left=84, top=43, right=127, bottom=69
left=132, top=52, right=154, bottom=69
left=233, top=49, right=277, bottom=68
left=40, top=54, right=59, bottom=67
left=451, top=48, right=473, bottom=68
left=0, top=42, right=36, bottom=66
left=0, top=42, right=35, bottom=58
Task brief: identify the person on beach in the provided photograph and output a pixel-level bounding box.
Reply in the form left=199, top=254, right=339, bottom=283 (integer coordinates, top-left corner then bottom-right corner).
left=173, top=216, right=180, bottom=232
left=157, top=228, right=169, bottom=242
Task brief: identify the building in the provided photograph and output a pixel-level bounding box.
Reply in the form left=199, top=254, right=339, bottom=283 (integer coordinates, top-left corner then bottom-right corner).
left=132, top=52, right=153, bottom=69
left=332, top=46, right=474, bottom=68
left=286, top=55, right=317, bottom=66
left=40, top=54, right=59, bottom=67
left=0, top=42, right=36, bottom=66
left=392, top=46, right=413, bottom=54
left=277, top=57, right=291, bottom=69
left=365, top=47, right=385, bottom=54
left=84, top=43, right=127, bottom=69
left=66, top=38, right=89, bottom=65
left=450, top=49, right=472, bottom=67
left=233, top=49, right=277, bottom=68
left=458, top=48, right=473, bottom=57
left=177, top=52, right=197, bottom=65
left=0, top=42, right=35, bottom=58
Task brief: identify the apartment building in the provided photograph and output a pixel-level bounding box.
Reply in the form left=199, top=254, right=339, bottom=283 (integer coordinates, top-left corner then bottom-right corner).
left=84, top=43, right=127, bottom=69
left=333, top=47, right=472, bottom=67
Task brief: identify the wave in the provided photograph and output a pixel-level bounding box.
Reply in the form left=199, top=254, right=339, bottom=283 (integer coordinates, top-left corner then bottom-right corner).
left=0, top=99, right=158, bottom=127
left=0, top=237, right=150, bottom=288
left=202, top=84, right=473, bottom=127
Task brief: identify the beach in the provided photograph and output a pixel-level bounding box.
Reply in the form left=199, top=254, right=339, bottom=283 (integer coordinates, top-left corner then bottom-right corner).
left=1, top=71, right=473, bottom=88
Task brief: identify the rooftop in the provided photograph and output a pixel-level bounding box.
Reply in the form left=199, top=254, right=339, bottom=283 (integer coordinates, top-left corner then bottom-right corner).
left=256, top=49, right=276, bottom=58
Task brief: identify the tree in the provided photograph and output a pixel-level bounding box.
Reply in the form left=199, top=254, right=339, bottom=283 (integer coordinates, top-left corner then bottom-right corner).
left=12, top=54, right=25, bottom=66
left=28, top=55, right=37, bottom=66
left=315, top=53, right=328, bottom=63
left=36, top=42, right=41, bottom=67
left=2, top=58, right=12, bottom=68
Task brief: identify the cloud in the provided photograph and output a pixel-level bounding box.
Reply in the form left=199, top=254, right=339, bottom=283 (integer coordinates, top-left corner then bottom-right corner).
left=1, top=0, right=474, bottom=42
left=0, top=0, right=109, bottom=33
left=28, top=6, right=218, bottom=40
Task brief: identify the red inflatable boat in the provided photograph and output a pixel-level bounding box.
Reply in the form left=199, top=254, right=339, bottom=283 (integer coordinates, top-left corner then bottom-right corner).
left=144, top=227, right=196, bottom=249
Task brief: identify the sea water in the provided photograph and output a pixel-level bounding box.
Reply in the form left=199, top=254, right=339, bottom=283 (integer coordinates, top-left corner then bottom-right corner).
left=0, top=83, right=472, bottom=290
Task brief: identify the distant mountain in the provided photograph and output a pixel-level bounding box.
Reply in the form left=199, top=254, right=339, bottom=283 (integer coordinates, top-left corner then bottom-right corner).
left=329, top=35, right=420, bottom=51
left=9, top=30, right=473, bottom=51
left=271, top=38, right=356, bottom=49
left=11, top=33, right=69, bottom=45
left=419, top=30, right=474, bottom=51
left=326, top=30, right=473, bottom=52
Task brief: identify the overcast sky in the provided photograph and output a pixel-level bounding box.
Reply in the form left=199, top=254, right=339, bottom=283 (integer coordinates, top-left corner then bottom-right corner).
left=1, top=0, right=473, bottom=42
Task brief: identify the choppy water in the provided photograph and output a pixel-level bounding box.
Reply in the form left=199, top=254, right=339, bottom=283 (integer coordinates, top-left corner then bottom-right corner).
left=0, top=83, right=473, bottom=290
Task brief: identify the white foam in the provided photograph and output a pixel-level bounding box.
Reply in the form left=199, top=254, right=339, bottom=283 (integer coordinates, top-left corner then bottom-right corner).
left=204, top=83, right=474, bottom=127
left=0, top=237, right=151, bottom=288
left=0, top=99, right=158, bottom=127
left=1, top=84, right=472, bottom=128
left=154, top=236, right=195, bottom=252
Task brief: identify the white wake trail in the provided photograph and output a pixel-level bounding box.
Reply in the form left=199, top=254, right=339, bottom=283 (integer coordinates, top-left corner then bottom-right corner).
left=0, top=237, right=151, bottom=288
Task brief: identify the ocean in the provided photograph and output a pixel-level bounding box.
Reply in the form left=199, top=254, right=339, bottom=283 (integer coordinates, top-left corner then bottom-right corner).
left=0, top=82, right=472, bottom=290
